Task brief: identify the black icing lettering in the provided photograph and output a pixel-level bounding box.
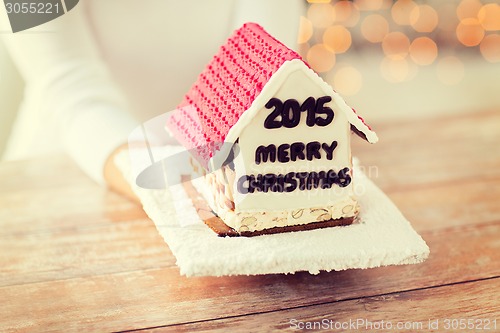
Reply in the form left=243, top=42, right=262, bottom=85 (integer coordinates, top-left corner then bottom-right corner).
left=254, top=174, right=263, bottom=192
left=290, top=142, right=305, bottom=161
left=306, top=141, right=321, bottom=161
left=239, top=168, right=350, bottom=194
left=318, top=171, right=332, bottom=189
left=282, top=99, right=301, bottom=128
left=264, top=96, right=334, bottom=129
left=296, top=172, right=308, bottom=190
left=277, top=144, right=290, bottom=163
left=322, top=141, right=338, bottom=160
left=338, top=167, right=352, bottom=187
left=300, top=96, right=316, bottom=127
left=326, top=169, right=339, bottom=187
left=306, top=172, right=320, bottom=190
left=254, top=140, right=337, bottom=165
left=264, top=98, right=283, bottom=129
left=255, top=144, right=276, bottom=164
left=248, top=175, right=258, bottom=193
left=284, top=172, right=297, bottom=192
left=315, top=96, right=334, bottom=126
left=237, top=175, right=251, bottom=194
left=261, top=173, right=276, bottom=193
left=271, top=174, right=285, bottom=193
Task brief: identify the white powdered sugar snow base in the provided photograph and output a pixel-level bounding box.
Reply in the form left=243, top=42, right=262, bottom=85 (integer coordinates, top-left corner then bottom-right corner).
left=116, top=147, right=429, bottom=277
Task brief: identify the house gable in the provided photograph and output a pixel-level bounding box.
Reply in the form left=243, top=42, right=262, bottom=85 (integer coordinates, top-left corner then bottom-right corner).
left=166, top=23, right=302, bottom=169
left=166, top=23, right=377, bottom=173
left=212, top=59, right=377, bottom=170
left=230, top=60, right=354, bottom=212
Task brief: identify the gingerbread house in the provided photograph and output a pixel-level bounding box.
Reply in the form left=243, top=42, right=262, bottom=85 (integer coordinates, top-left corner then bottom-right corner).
left=166, top=23, right=378, bottom=236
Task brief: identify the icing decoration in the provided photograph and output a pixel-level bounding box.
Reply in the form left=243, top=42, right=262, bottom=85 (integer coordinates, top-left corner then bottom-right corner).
left=264, top=96, right=334, bottom=129
left=165, top=23, right=380, bottom=234
left=192, top=173, right=359, bottom=233
left=237, top=168, right=352, bottom=194
left=166, top=23, right=302, bottom=167
left=255, top=141, right=338, bottom=164
left=166, top=24, right=377, bottom=169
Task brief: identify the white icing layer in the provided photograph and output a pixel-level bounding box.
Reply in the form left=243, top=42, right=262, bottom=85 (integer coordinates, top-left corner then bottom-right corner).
left=192, top=175, right=359, bottom=233
left=192, top=60, right=377, bottom=233
left=232, top=63, right=354, bottom=212
left=209, top=59, right=377, bottom=170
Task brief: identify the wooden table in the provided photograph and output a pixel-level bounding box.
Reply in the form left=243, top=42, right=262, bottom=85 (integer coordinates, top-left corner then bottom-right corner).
left=1, top=110, right=499, bottom=332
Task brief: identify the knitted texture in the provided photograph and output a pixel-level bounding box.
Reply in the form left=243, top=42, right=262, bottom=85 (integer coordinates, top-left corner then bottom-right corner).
left=166, top=23, right=302, bottom=167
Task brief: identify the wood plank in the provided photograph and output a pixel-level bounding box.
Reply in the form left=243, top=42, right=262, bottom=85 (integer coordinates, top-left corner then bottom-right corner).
left=387, top=177, right=500, bottom=232
left=0, top=186, right=147, bottom=236
left=0, top=155, right=88, bottom=193
left=1, top=170, right=498, bottom=288
left=0, top=155, right=497, bottom=240
left=352, top=110, right=500, bottom=189
left=150, top=278, right=500, bottom=332
left=0, top=110, right=498, bottom=333
left=0, top=110, right=498, bottom=237
left=0, top=155, right=148, bottom=236
left=0, top=222, right=176, bottom=288
left=1, top=221, right=498, bottom=332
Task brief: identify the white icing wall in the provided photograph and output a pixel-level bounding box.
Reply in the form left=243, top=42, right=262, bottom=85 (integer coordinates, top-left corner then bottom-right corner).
left=233, top=65, right=353, bottom=212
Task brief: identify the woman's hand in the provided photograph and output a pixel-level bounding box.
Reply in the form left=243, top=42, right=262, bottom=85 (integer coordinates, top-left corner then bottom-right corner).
left=104, top=144, right=140, bottom=204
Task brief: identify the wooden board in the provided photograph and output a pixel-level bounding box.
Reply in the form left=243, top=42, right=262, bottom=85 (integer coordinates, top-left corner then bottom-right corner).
left=0, top=110, right=499, bottom=332
left=152, top=278, right=500, bottom=332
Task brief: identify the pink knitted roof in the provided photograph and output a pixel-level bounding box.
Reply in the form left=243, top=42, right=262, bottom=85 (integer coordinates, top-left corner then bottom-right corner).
left=166, top=23, right=375, bottom=168
left=166, top=23, right=302, bottom=167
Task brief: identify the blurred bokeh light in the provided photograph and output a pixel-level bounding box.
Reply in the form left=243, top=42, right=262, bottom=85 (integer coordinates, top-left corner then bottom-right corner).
left=480, top=34, right=500, bottom=62
left=323, top=25, right=352, bottom=53
left=306, top=43, right=336, bottom=72
left=410, top=5, right=439, bottom=33
left=361, top=14, right=389, bottom=43
left=409, top=37, right=438, bottom=65
left=300, top=0, right=500, bottom=119
left=437, top=56, right=465, bottom=85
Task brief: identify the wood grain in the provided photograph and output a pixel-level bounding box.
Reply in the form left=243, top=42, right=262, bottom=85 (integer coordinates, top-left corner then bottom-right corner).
left=387, top=177, right=500, bottom=232
left=150, top=278, right=500, bottom=332
left=352, top=109, right=500, bottom=190
left=0, top=221, right=498, bottom=332
left=0, top=221, right=176, bottom=288
left=0, top=110, right=499, bottom=332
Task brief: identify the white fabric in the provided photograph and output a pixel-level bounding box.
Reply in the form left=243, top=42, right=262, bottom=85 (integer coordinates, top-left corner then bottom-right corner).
left=0, top=0, right=303, bottom=183
left=116, top=147, right=429, bottom=277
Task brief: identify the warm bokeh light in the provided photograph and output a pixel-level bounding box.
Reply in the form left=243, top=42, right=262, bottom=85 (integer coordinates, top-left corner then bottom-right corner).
left=323, top=25, right=352, bottom=54
left=409, top=37, right=438, bottom=66
left=298, top=42, right=311, bottom=58
left=391, top=0, right=417, bottom=26
left=332, top=1, right=360, bottom=27
left=307, top=44, right=336, bottom=73
left=307, top=3, right=335, bottom=29
left=297, top=16, right=314, bottom=44
left=456, top=0, right=482, bottom=20
left=410, top=5, right=439, bottom=33
left=480, top=34, right=500, bottom=63
left=382, top=32, right=410, bottom=60
left=303, top=0, right=496, bottom=90
left=331, top=66, right=363, bottom=96
left=355, top=0, right=390, bottom=11
left=380, top=57, right=413, bottom=82
left=456, top=18, right=485, bottom=47
left=361, top=14, right=389, bottom=43
left=478, top=3, right=500, bottom=31
left=436, top=56, right=465, bottom=85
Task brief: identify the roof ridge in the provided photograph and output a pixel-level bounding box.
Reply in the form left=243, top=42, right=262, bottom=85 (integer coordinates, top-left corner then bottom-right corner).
left=166, top=23, right=310, bottom=167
